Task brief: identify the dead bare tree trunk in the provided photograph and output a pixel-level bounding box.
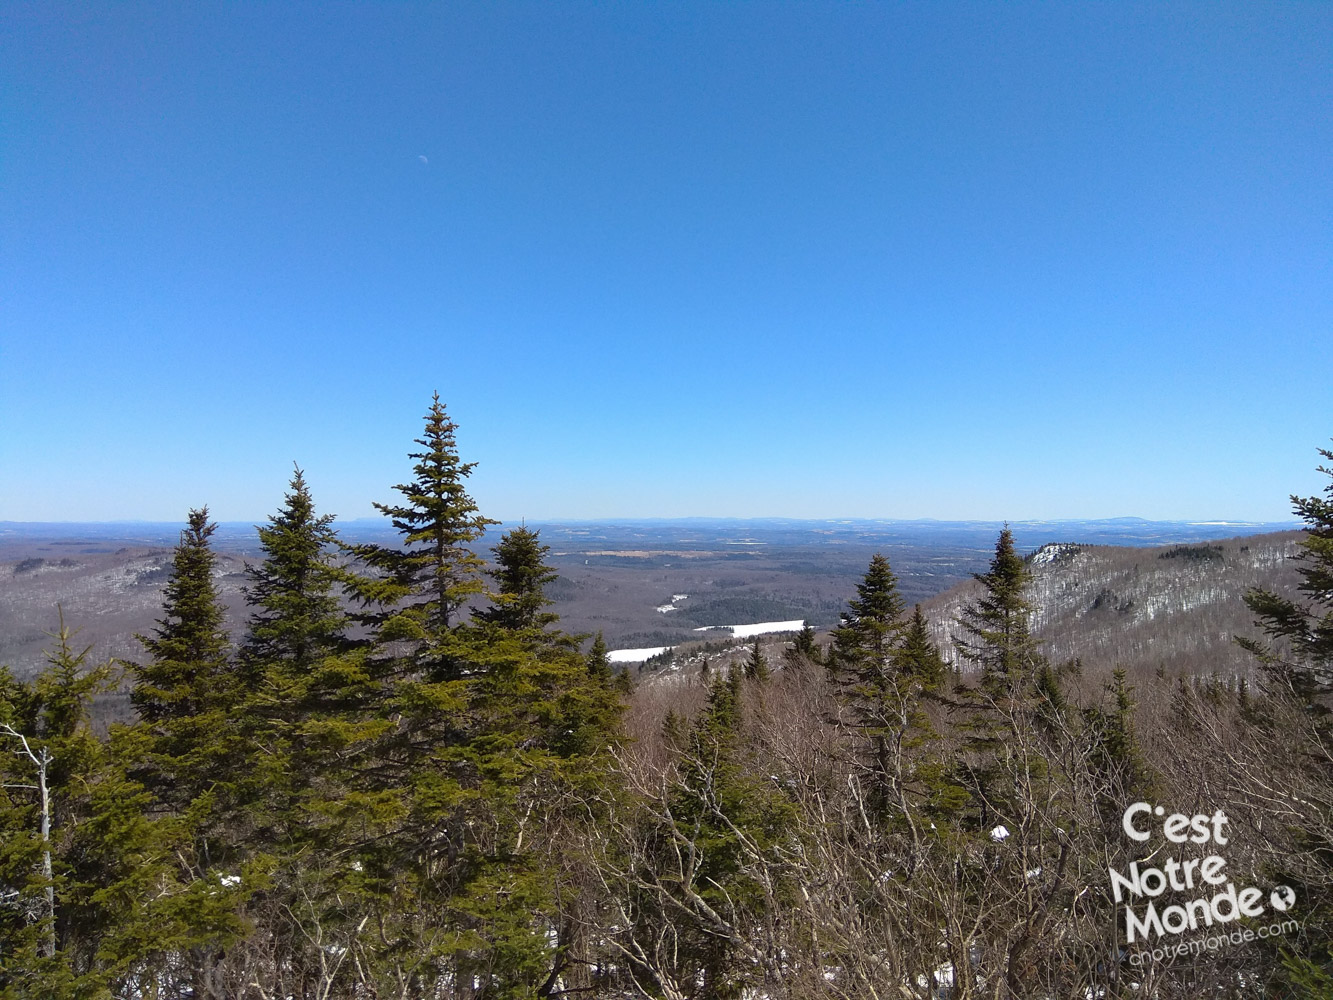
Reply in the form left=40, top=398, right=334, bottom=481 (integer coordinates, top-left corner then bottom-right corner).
left=1, top=723, right=56, bottom=960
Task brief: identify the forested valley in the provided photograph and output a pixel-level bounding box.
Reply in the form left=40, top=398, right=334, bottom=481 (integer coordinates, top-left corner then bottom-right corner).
left=3, top=396, right=1333, bottom=999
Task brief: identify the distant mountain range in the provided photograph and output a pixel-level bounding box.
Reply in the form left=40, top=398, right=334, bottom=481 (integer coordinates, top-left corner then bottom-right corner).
left=0, top=520, right=1305, bottom=715
left=0, top=516, right=1300, bottom=557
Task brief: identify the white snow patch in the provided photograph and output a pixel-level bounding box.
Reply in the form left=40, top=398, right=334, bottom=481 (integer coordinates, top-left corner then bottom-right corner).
left=609, top=646, right=671, bottom=663
left=990, top=825, right=1010, bottom=842
left=693, top=620, right=806, bottom=638
left=219, top=874, right=241, bottom=888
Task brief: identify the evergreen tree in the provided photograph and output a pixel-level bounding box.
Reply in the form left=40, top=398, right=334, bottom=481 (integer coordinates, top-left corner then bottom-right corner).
left=330, top=397, right=634, bottom=995
left=587, top=630, right=612, bottom=682
left=654, top=669, right=793, bottom=999
left=474, top=525, right=560, bottom=633
left=829, top=554, right=907, bottom=687
left=130, top=507, right=247, bottom=824
left=949, top=528, right=1047, bottom=832
left=242, top=466, right=346, bottom=679
left=954, top=527, right=1041, bottom=696
left=827, top=555, right=948, bottom=825
left=0, top=620, right=212, bottom=998
left=743, top=637, right=770, bottom=682
left=784, top=622, right=822, bottom=669
left=0, top=618, right=112, bottom=984
left=898, top=604, right=946, bottom=690
left=129, top=510, right=254, bottom=995
left=1237, top=442, right=1333, bottom=990
left=346, top=393, right=498, bottom=664
left=826, top=557, right=911, bottom=800
left=1238, top=444, right=1333, bottom=700
left=132, top=508, right=234, bottom=730
left=1082, top=667, right=1149, bottom=818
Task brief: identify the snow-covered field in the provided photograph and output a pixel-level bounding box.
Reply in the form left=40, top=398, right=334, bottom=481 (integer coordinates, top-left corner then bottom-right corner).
left=655, top=594, right=690, bottom=613
left=608, top=619, right=806, bottom=663
left=607, top=646, right=671, bottom=663
left=694, top=619, right=806, bottom=639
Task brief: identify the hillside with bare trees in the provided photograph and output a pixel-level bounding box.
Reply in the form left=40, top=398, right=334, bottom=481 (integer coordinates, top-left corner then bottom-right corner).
left=921, top=531, right=1305, bottom=683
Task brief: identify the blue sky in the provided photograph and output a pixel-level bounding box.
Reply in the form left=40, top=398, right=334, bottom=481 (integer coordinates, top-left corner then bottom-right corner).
left=2, top=3, right=1329, bottom=523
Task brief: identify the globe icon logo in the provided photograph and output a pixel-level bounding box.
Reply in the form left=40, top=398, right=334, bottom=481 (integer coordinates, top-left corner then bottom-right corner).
left=1271, top=885, right=1296, bottom=912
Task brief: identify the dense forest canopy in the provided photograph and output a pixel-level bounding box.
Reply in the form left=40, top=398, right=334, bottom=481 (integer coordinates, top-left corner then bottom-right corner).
left=2, top=399, right=1332, bottom=999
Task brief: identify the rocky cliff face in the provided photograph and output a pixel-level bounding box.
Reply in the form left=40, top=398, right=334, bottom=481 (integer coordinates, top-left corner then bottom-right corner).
left=922, top=531, right=1305, bottom=680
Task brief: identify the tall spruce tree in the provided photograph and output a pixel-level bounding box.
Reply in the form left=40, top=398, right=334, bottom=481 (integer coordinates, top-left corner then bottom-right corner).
left=132, top=508, right=235, bottom=740
left=242, top=466, right=346, bottom=679
left=346, top=393, right=497, bottom=672
left=954, top=527, right=1041, bottom=696
left=0, top=617, right=114, bottom=987
left=831, top=560, right=949, bottom=826
left=1237, top=442, right=1333, bottom=991
left=474, top=525, right=560, bottom=633
left=1238, top=444, right=1333, bottom=701
left=743, top=637, right=770, bottom=682
left=130, top=509, right=254, bottom=995
left=587, top=631, right=612, bottom=683
left=898, top=604, right=946, bottom=690
left=949, top=528, right=1048, bottom=834
left=784, top=622, right=822, bottom=670
left=653, top=669, right=793, bottom=999
left=830, top=554, right=907, bottom=684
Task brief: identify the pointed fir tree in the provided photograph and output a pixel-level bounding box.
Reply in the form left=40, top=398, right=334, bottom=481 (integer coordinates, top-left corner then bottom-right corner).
left=1236, top=442, right=1333, bottom=990
left=0, top=615, right=114, bottom=981
left=784, top=622, right=822, bottom=670
left=587, top=631, right=612, bottom=683
left=658, top=668, right=793, bottom=999
left=128, top=508, right=256, bottom=987
left=829, top=553, right=907, bottom=690
left=1238, top=444, right=1333, bottom=702
left=898, top=604, right=946, bottom=691
left=474, top=525, right=560, bottom=633
left=948, top=528, right=1048, bottom=833
left=242, top=466, right=346, bottom=680
left=743, top=637, right=770, bottom=682
left=954, top=527, right=1042, bottom=696
left=132, top=508, right=236, bottom=736
left=827, top=555, right=917, bottom=822
left=1082, top=667, right=1149, bottom=812
left=345, top=393, right=498, bottom=673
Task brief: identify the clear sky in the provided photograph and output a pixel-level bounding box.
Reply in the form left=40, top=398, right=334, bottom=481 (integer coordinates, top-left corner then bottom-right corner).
left=1, top=3, right=1329, bottom=523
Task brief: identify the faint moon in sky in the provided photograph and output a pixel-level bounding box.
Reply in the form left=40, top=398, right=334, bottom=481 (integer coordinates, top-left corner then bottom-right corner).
left=418, top=155, right=428, bottom=165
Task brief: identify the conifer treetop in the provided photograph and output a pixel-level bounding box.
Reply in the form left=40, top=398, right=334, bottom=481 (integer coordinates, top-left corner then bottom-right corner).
left=1240, top=443, right=1333, bottom=699
left=954, top=526, right=1041, bottom=694
left=243, top=465, right=345, bottom=673
left=133, top=507, right=233, bottom=723
left=349, top=393, right=499, bottom=636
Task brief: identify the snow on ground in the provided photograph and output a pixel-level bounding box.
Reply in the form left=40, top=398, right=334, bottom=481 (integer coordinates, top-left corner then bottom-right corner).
left=608, top=646, right=671, bottom=663
left=656, top=594, right=690, bottom=613
left=694, top=620, right=806, bottom=639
